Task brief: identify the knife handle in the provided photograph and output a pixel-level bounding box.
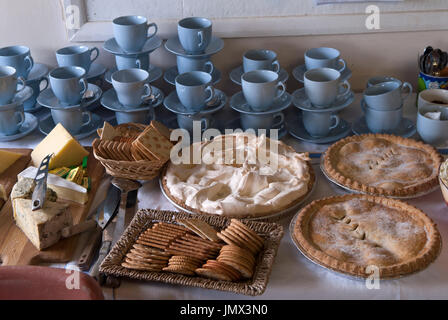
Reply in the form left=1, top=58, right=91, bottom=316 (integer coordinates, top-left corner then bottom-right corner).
left=90, top=239, right=111, bottom=282
left=61, top=219, right=97, bottom=239
left=77, top=225, right=102, bottom=271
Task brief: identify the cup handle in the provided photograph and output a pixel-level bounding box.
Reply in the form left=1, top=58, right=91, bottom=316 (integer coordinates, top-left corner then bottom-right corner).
left=141, top=83, right=153, bottom=100
left=90, top=47, right=99, bottom=63
left=204, top=85, right=215, bottom=104
left=329, top=114, right=340, bottom=130
left=204, top=61, right=214, bottom=74
left=337, top=58, right=346, bottom=73
left=272, top=112, right=285, bottom=128
left=337, top=80, right=351, bottom=98
left=79, top=78, right=88, bottom=96
left=401, top=82, right=413, bottom=101
left=275, top=81, right=286, bottom=100
left=272, top=60, right=280, bottom=73
left=39, top=77, right=49, bottom=93
left=198, top=31, right=205, bottom=48
left=81, top=111, right=92, bottom=127
left=136, top=58, right=142, bottom=69
left=25, top=55, right=34, bottom=75
left=15, top=76, right=26, bottom=93
left=15, top=110, right=25, bottom=128
left=146, top=22, right=158, bottom=39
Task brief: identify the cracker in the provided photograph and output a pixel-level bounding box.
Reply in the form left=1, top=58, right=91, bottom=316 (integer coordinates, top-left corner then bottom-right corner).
left=177, top=219, right=220, bottom=242
left=217, top=251, right=255, bottom=268
left=216, top=231, right=241, bottom=248
left=100, top=121, right=117, bottom=140
left=122, top=262, right=162, bottom=272
left=131, top=145, right=147, bottom=161
left=227, top=225, right=263, bottom=252
left=230, top=219, right=264, bottom=245
left=221, top=228, right=258, bottom=254
left=195, top=268, right=233, bottom=281
left=204, top=260, right=241, bottom=281
left=217, top=257, right=253, bottom=279
left=129, top=249, right=170, bottom=260
left=136, top=239, right=168, bottom=250
left=124, top=257, right=165, bottom=269
left=133, top=126, right=173, bottom=162
left=163, top=266, right=195, bottom=276
left=132, top=244, right=169, bottom=255
left=150, top=120, right=172, bottom=141
left=125, top=253, right=168, bottom=265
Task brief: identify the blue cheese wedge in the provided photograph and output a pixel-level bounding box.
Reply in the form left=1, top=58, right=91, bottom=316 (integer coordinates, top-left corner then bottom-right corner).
left=18, top=166, right=88, bottom=204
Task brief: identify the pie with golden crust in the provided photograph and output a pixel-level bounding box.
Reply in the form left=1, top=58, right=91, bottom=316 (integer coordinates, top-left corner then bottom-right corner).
left=292, top=194, right=441, bottom=278
left=323, top=134, right=442, bottom=197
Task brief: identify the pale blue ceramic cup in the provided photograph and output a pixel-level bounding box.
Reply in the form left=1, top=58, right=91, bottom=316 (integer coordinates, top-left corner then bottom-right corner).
left=0, top=102, right=25, bottom=135
left=115, top=107, right=155, bottom=125
left=364, top=81, right=412, bottom=111
left=177, top=56, right=214, bottom=74
left=178, top=17, right=212, bottom=54
left=240, top=112, right=284, bottom=131
left=304, top=68, right=350, bottom=108
left=0, top=66, right=26, bottom=104
left=361, top=99, right=402, bottom=133
left=304, top=47, right=346, bottom=73
left=177, top=115, right=209, bottom=132
left=113, top=15, right=158, bottom=53
left=241, top=70, right=286, bottom=111
left=0, top=45, right=34, bottom=79
left=49, top=66, right=88, bottom=106
left=175, top=71, right=214, bottom=112
left=50, top=106, right=92, bottom=135
left=303, top=110, right=340, bottom=137
left=111, top=68, right=152, bottom=108
left=115, top=54, right=149, bottom=70
left=24, top=76, right=48, bottom=111
left=243, top=49, right=280, bottom=73
left=56, top=45, right=99, bottom=73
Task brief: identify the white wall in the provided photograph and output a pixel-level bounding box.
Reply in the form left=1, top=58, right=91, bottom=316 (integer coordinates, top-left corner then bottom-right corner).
left=0, top=0, right=447, bottom=93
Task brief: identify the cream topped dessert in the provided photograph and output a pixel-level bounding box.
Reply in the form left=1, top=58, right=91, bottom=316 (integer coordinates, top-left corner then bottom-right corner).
left=163, top=132, right=311, bottom=217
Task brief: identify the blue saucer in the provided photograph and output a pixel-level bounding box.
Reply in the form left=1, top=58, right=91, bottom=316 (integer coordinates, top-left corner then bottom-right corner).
left=352, top=116, right=416, bottom=138
left=230, top=91, right=292, bottom=115
left=292, top=88, right=355, bottom=112
left=101, top=86, right=164, bottom=112
left=292, top=64, right=352, bottom=83
left=27, top=63, right=49, bottom=82
left=0, top=86, right=33, bottom=108
left=164, top=66, right=221, bottom=85
left=0, top=113, right=38, bottom=142
left=230, top=66, right=289, bottom=85
left=164, top=36, right=224, bottom=58
left=287, top=116, right=352, bottom=144
left=103, top=36, right=162, bottom=56
left=37, top=83, right=102, bottom=109
left=164, top=89, right=227, bottom=116
left=39, top=112, right=102, bottom=140
left=86, top=63, right=107, bottom=81
left=105, top=64, right=163, bottom=84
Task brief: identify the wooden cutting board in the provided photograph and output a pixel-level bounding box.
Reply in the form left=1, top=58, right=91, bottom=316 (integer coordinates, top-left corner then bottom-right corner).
left=0, top=149, right=32, bottom=210
left=0, top=148, right=105, bottom=265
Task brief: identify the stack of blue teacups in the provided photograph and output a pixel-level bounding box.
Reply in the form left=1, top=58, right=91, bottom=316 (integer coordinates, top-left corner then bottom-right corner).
left=100, top=15, right=164, bottom=124
left=0, top=45, right=35, bottom=138
left=163, top=17, right=226, bottom=132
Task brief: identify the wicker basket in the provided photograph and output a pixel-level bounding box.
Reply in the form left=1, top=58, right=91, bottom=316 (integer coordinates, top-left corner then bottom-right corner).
left=100, top=209, right=284, bottom=296
left=92, top=123, right=166, bottom=181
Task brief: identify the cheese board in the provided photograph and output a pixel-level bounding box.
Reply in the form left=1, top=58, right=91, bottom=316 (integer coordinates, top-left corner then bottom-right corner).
left=0, top=149, right=32, bottom=210
left=0, top=148, right=105, bottom=265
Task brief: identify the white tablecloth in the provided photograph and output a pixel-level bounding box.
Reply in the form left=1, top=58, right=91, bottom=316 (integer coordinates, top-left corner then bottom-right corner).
left=2, top=94, right=448, bottom=300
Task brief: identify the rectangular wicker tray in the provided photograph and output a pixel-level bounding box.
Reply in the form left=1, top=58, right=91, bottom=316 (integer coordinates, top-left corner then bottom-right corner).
left=100, top=209, right=284, bottom=296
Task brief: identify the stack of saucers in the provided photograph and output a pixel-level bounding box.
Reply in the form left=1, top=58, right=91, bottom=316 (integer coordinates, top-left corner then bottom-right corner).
left=163, top=17, right=223, bottom=86
left=37, top=65, right=103, bottom=140
left=103, top=15, right=163, bottom=85
left=0, top=45, right=38, bottom=141
left=289, top=53, right=355, bottom=144
left=163, top=17, right=227, bottom=133
left=354, top=76, right=414, bottom=137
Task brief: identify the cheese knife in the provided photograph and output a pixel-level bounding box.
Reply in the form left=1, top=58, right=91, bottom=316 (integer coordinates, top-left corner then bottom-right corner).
left=31, top=153, right=53, bottom=211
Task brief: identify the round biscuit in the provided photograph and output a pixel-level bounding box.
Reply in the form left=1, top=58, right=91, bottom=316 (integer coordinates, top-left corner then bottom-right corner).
left=217, top=258, right=253, bottom=278
left=195, top=268, right=233, bottom=281
left=226, top=224, right=263, bottom=251
left=202, top=263, right=239, bottom=281
left=230, top=219, right=264, bottom=246
left=217, top=252, right=255, bottom=268
left=204, top=260, right=242, bottom=281
left=121, top=262, right=162, bottom=272
left=163, top=266, right=195, bottom=276
left=222, top=228, right=258, bottom=254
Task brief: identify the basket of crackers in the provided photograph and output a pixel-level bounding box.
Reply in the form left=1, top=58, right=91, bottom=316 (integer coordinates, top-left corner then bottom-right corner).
left=99, top=209, right=284, bottom=296
left=92, top=121, right=174, bottom=180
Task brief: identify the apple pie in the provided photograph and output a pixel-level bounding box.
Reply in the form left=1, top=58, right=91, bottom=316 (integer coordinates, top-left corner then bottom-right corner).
left=292, top=194, right=441, bottom=278
left=162, top=132, right=314, bottom=218
left=323, top=134, right=442, bottom=197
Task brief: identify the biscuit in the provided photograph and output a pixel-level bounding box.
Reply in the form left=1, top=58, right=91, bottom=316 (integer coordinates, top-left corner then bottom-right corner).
left=195, top=268, right=233, bottom=281
left=121, top=262, right=162, bottom=272
left=230, top=219, right=264, bottom=246
left=177, top=219, right=220, bottom=242
left=163, top=265, right=195, bottom=276
left=217, top=257, right=253, bottom=279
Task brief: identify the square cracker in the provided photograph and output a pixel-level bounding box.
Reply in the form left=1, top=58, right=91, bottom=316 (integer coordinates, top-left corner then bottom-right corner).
left=177, top=219, right=220, bottom=242
left=100, top=121, right=117, bottom=140
left=134, top=126, right=173, bottom=162
left=150, top=120, right=171, bottom=141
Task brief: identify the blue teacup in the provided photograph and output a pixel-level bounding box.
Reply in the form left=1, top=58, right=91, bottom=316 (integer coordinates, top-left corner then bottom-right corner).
left=361, top=99, right=402, bottom=133
left=0, top=45, right=34, bottom=79
left=56, top=45, right=99, bottom=73
left=243, top=49, right=280, bottom=73
left=113, top=15, right=158, bottom=53
left=50, top=107, right=92, bottom=135
left=0, top=66, right=26, bottom=105
left=304, top=47, right=346, bottom=73
left=241, top=70, right=286, bottom=111
left=177, top=56, right=214, bottom=74
left=111, top=68, right=152, bottom=108
left=0, top=102, right=25, bottom=135
left=178, top=17, right=212, bottom=54
left=240, top=112, right=284, bottom=131
left=177, top=115, right=210, bottom=133
left=24, top=76, right=49, bottom=111
left=115, top=107, right=155, bottom=125
left=303, top=110, right=340, bottom=137
left=175, top=71, right=214, bottom=112
left=49, top=66, right=88, bottom=106
left=115, top=54, right=149, bottom=70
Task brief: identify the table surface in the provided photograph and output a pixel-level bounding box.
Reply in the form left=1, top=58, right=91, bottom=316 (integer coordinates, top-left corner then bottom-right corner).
left=1, top=93, right=448, bottom=300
